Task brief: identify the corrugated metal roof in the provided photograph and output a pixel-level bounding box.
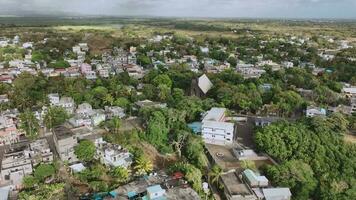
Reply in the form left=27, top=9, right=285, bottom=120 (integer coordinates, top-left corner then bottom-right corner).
left=198, top=74, right=213, bottom=94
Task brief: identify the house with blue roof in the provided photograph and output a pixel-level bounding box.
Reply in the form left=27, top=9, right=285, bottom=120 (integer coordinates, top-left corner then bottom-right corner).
left=188, top=122, right=202, bottom=134
left=144, top=185, right=166, bottom=200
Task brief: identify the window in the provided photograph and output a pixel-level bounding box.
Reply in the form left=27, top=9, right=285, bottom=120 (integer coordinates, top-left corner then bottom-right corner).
left=226, top=138, right=231, bottom=141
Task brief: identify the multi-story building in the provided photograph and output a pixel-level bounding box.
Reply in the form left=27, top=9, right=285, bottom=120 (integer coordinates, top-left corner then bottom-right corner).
left=0, top=115, right=21, bottom=146
left=95, top=138, right=132, bottom=168
left=1, top=145, right=33, bottom=187
left=201, top=108, right=235, bottom=145
left=52, top=126, right=78, bottom=163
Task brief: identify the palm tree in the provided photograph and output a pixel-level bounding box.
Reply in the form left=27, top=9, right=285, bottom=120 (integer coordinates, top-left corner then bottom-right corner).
left=208, top=165, right=223, bottom=188
left=134, top=156, right=153, bottom=175
left=108, top=117, right=121, bottom=134
left=103, top=94, right=114, bottom=106
left=112, top=166, right=130, bottom=183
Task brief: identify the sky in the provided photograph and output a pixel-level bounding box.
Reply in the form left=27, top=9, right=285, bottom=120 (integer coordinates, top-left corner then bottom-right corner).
left=0, top=0, right=356, bottom=19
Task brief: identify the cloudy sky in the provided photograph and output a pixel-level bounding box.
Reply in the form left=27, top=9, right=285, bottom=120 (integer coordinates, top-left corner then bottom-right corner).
left=0, top=0, right=355, bottom=19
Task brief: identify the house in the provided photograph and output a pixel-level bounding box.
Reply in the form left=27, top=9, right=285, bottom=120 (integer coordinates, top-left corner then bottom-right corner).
left=135, top=100, right=167, bottom=110
left=80, top=63, right=92, bottom=74
left=262, top=188, right=292, bottom=200
left=0, top=115, right=20, bottom=146
left=85, top=71, right=97, bottom=80
left=306, top=106, right=326, bottom=117
left=254, top=117, right=279, bottom=127
left=1, top=146, right=33, bottom=187
left=95, top=138, right=132, bottom=168
left=233, top=149, right=261, bottom=161
left=52, top=126, right=78, bottom=163
left=281, top=61, right=294, bottom=68
left=242, top=169, right=269, bottom=188
left=220, top=171, right=257, bottom=200
left=69, top=163, right=86, bottom=173
left=105, top=106, right=126, bottom=119
left=58, top=96, right=75, bottom=114
left=190, top=74, right=213, bottom=98
left=78, top=43, right=89, bottom=51
left=201, top=108, right=235, bottom=145
left=28, top=139, right=54, bottom=166
left=72, top=46, right=81, bottom=54
left=0, top=94, right=9, bottom=104
left=342, top=87, right=356, bottom=114
left=22, top=42, right=33, bottom=49
left=47, top=93, right=60, bottom=106
left=98, top=69, right=110, bottom=78
left=91, top=110, right=106, bottom=126
left=69, top=116, right=92, bottom=127
left=146, top=185, right=166, bottom=200
left=76, top=103, right=94, bottom=116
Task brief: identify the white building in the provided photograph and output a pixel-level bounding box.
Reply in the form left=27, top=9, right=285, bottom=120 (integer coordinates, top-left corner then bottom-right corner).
left=306, top=106, right=327, bottom=117
left=262, top=188, right=292, bottom=200
left=201, top=108, right=234, bottom=145
left=48, top=93, right=60, bottom=106
left=58, top=96, right=75, bottom=114
left=95, top=138, right=132, bottom=168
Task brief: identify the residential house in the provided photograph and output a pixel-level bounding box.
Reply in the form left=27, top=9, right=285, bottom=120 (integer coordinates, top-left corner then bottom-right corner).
left=220, top=171, right=257, bottom=200
left=94, top=138, right=132, bottom=168
left=80, top=63, right=92, bottom=74
left=48, top=93, right=60, bottom=106
left=201, top=108, right=235, bottom=145
left=135, top=100, right=167, bottom=110
left=105, top=106, right=126, bottom=119
left=242, top=169, right=269, bottom=188
left=306, top=106, right=326, bottom=117
left=28, top=139, right=53, bottom=166
left=190, top=74, right=213, bottom=98
left=254, top=117, right=279, bottom=127
left=0, top=115, right=20, bottom=146
left=0, top=94, right=9, bottom=104
left=52, top=126, right=78, bottom=163
left=85, top=71, right=97, bottom=80
left=262, top=188, right=292, bottom=200
left=146, top=185, right=166, bottom=200
left=58, top=96, right=75, bottom=114
left=1, top=146, right=33, bottom=187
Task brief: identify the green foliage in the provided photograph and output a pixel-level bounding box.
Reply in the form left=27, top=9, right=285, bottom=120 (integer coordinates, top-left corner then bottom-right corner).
left=183, top=135, right=208, bottom=169
left=152, top=74, right=173, bottom=88
left=208, top=165, right=223, bottom=188
left=34, top=164, right=56, bottom=181
left=44, top=106, right=70, bottom=129
left=22, top=175, right=39, bottom=189
left=18, top=183, right=65, bottom=200
left=89, top=181, right=108, bottom=192
left=266, top=160, right=317, bottom=200
left=170, top=162, right=203, bottom=192
left=19, top=109, right=40, bottom=139
left=134, top=155, right=153, bottom=175
left=48, top=60, right=70, bottom=69
left=111, top=166, right=130, bottom=183
left=145, top=111, right=170, bottom=152
left=137, top=55, right=151, bottom=67
left=255, top=115, right=356, bottom=200
left=74, top=140, right=96, bottom=162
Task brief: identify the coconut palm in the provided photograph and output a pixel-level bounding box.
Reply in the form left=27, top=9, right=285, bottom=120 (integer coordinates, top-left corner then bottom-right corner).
left=208, top=165, right=223, bottom=188
left=134, top=156, right=153, bottom=175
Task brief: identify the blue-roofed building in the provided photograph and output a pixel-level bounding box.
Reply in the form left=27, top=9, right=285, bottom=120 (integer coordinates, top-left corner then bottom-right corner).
left=188, top=122, right=202, bottom=134
left=127, top=191, right=138, bottom=199
left=146, top=185, right=166, bottom=200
